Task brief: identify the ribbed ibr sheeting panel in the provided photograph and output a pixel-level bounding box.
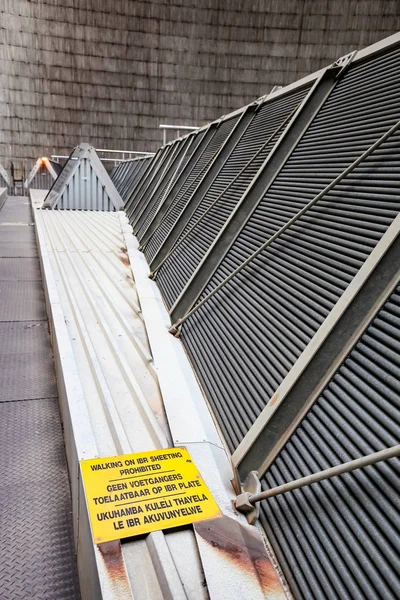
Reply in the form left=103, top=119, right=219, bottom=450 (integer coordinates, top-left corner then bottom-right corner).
left=29, top=170, right=54, bottom=190
left=143, top=116, right=242, bottom=266
left=34, top=209, right=171, bottom=451
left=29, top=161, right=61, bottom=190
left=33, top=208, right=224, bottom=600
left=125, top=145, right=176, bottom=224
left=121, top=158, right=152, bottom=204
left=114, top=157, right=153, bottom=204
left=155, top=85, right=311, bottom=307
left=55, top=159, right=116, bottom=210
left=261, top=284, right=400, bottom=600
left=135, top=133, right=206, bottom=241
left=181, top=43, right=400, bottom=451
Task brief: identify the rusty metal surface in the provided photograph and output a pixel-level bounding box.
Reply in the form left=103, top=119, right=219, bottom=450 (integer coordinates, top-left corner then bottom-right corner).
left=96, top=542, right=134, bottom=599
left=195, top=516, right=286, bottom=600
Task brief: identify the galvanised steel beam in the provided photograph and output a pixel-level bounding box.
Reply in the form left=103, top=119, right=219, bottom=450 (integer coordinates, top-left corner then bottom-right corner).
left=125, top=146, right=171, bottom=222
left=139, top=125, right=216, bottom=248
left=131, top=140, right=185, bottom=232
left=168, top=60, right=352, bottom=324
left=233, top=213, right=400, bottom=482
left=134, top=138, right=194, bottom=237
left=149, top=104, right=257, bottom=273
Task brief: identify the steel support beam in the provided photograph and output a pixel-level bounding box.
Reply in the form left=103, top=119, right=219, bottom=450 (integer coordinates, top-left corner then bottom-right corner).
left=233, top=214, right=400, bottom=482
left=139, top=125, right=216, bottom=248
left=132, top=140, right=185, bottom=233
left=125, top=147, right=170, bottom=221
left=124, top=148, right=164, bottom=218
left=137, top=133, right=199, bottom=243
left=119, top=160, right=145, bottom=201
left=168, top=64, right=345, bottom=324
left=149, top=105, right=257, bottom=273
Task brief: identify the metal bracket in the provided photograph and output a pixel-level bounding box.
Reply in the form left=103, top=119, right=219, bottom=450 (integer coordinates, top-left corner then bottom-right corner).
left=168, top=319, right=182, bottom=337
left=234, top=470, right=261, bottom=525
left=332, top=50, right=358, bottom=79
left=256, top=85, right=283, bottom=104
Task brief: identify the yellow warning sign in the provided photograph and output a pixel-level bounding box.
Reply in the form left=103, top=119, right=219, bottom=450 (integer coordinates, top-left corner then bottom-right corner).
left=80, top=448, right=221, bottom=543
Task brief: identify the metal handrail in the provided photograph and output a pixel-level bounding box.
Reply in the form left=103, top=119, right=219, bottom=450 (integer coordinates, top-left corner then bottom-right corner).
left=159, top=124, right=200, bottom=145
left=239, top=444, right=400, bottom=506
left=96, top=148, right=154, bottom=156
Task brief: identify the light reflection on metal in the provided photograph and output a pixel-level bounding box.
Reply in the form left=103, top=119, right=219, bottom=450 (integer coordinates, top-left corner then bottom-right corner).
left=24, top=156, right=58, bottom=189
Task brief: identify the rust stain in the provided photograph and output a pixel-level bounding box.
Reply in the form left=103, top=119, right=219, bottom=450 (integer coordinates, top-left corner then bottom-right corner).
left=97, top=540, right=131, bottom=592
left=120, top=247, right=127, bottom=253
left=195, top=516, right=285, bottom=596
left=118, top=253, right=130, bottom=267
left=269, top=392, right=279, bottom=406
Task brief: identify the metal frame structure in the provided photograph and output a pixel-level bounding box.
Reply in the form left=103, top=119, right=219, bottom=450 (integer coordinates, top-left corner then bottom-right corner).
left=52, top=148, right=154, bottom=167
left=159, top=124, right=200, bottom=145
left=44, top=143, right=124, bottom=211
left=134, top=135, right=196, bottom=236
left=147, top=105, right=255, bottom=272
left=168, top=116, right=400, bottom=331
left=125, top=146, right=175, bottom=223
left=24, top=156, right=59, bottom=190
left=144, top=86, right=309, bottom=275
left=112, top=155, right=154, bottom=204
left=167, top=56, right=355, bottom=323
left=233, top=213, right=400, bottom=481
left=138, top=125, right=213, bottom=247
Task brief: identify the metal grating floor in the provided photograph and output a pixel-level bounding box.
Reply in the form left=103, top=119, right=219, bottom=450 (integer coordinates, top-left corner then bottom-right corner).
left=0, top=226, right=36, bottom=243
left=0, top=399, right=80, bottom=599
left=0, top=243, right=38, bottom=257
left=0, top=257, right=41, bottom=281
left=0, top=197, right=80, bottom=599
left=0, top=280, right=47, bottom=321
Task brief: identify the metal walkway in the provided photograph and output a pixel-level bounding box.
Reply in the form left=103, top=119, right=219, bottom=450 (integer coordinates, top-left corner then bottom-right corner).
left=0, top=197, right=80, bottom=599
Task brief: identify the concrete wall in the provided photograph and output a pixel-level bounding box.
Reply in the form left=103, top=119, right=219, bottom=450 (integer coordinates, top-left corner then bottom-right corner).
left=1, top=0, right=400, bottom=167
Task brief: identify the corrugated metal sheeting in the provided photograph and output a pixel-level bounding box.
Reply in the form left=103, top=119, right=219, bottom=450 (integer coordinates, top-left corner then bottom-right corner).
left=184, top=43, right=400, bottom=449
left=154, top=85, right=311, bottom=307
left=33, top=209, right=207, bottom=599
left=111, top=156, right=153, bottom=204
left=125, top=115, right=243, bottom=237
left=114, top=34, right=400, bottom=600
left=44, top=143, right=124, bottom=211
left=28, top=160, right=62, bottom=190
left=261, top=284, right=400, bottom=600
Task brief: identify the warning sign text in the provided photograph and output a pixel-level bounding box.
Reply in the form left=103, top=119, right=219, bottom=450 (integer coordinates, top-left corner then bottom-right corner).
left=80, top=448, right=221, bottom=543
